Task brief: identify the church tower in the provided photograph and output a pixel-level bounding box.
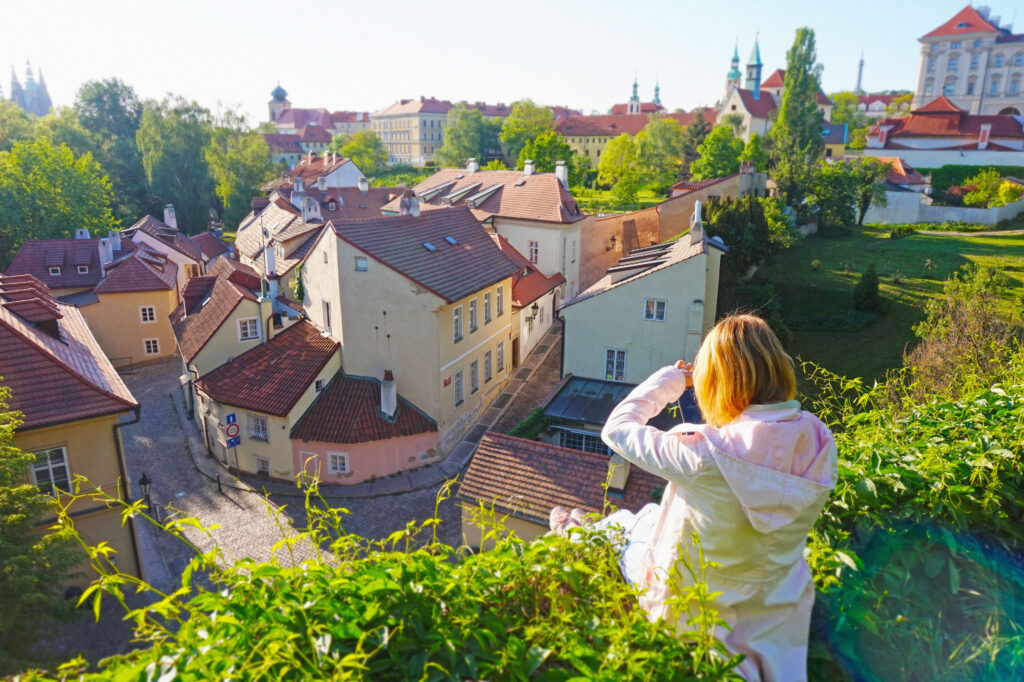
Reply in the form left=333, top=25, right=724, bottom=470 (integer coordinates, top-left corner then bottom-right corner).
left=726, top=43, right=742, bottom=101
left=627, top=76, right=641, bottom=115
left=10, top=62, right=51, bottom=116
left=745, top=36, right=763, bottom=100
left=268, top=83, right=291, bottom=123
left=653, top=80, right=661, bottom=107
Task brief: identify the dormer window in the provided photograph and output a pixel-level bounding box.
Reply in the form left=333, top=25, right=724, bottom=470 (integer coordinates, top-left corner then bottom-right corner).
left=48, top=266, right=61, bottom=276
left=328, top=201, right=337, bottom=210
left=956, top=21, right=968, bottom=28
left=77, top=265, right=89, bottom=275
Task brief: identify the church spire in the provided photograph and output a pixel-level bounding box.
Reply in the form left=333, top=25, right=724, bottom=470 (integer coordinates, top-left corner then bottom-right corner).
left=630, top=74, right=639, bottom=102
left=745, top=34, right=763, bottom=99
left=653, top=79, right=661, bottom=106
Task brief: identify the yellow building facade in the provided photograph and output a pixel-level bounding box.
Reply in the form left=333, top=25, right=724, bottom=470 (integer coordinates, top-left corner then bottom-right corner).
left=79, top=287, right=179, bottom=365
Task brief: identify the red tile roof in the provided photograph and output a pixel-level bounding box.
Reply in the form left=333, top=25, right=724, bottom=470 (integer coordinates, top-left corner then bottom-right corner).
left=459, top=432, right=663, bottom=524
left=671, top=174, right=737, bottom=193
left=291, top=186, right=401, bottom=222
left=274, top=108, right=334, bottom=129
left=125, top=215, right=204, bottom=262
left=192, top=232, right=231, bottom=259
left=285, top=153, right=354, bottom=183
left=7, top=238, right=136, bottom=290
left=330, top=110, right=371, bottom=124
left=857, top=94, right=901, bottom=107
left=93, top=248, right=176, bottom=294
left=871, top=156, right=929, bottom=186
left=870, top=97, right=1024, bottom=141
left=555, top=109, right=717, bottom=138
left=290, top=370, right=437, bottom=444
left=297, top=125, right=332, bottom=144
left=195, top=320, right=338, bottom=417
left=736, top=88, right=778, bottom=118
left=609, top=102, right=664, bottom=115
left=170, top=259, right=261, bottom=364
left=922, top=5, right=1000, bottom=39
left=762, top=68, right=786, bottom=89
left=0, top=274, right=136, bottom=430
left=264, top=132, right=303, bottom=153
left=328, top=206, right=520, bottom=304
left=373, top=97, right=514, bottom=118
left=383, top=169, right=585, bottom=224
left=490, top=234, right=565, bottom=307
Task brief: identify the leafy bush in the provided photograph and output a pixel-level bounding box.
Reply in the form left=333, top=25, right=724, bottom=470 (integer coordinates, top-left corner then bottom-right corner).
left=507, top=408, right=551, bottom=440
left=610, top=174, right=639, bottom=207
left=922, top=164, right=1024, bottom=202
left=998, top=180, right=1023, bottom=206
left=851, top=264, right=880, bottom=312
left=888, top=225, right=914, bottom=238
left=963, top=168, right=1004, bottom=208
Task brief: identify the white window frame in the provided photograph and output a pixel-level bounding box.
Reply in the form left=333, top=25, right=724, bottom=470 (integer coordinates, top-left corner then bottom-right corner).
left=605, top=348, right=626, bottom=382
left=315, top=378, right=326, bottom=392
left=453, top=306, right=463, bottom=342
left=77, top=265, right=89, bottom=275
left=454, top=369, right=465, bottom=406
left=322, top=300, right=332, bottom=333
left=140, top=306, right=156, bottom=324
left=247, top=413, right=269, bottom=442
left=497, top=341, right=505, bottom=373
left=496, top=286, right=504, bottom=316
left=484, top=292, right=492, bottom=324
left=327, top=451, right=349, bottom=474
left=238, top=317, right=260, bottom=341
left=48, top=266, right=61, bottom=276
left=469, top=299, right=478, bottom=332
left=354, top=256, right=368, bottom=272
left=144, top=338, right=160, bottom=355
left=528, top=240, right=539, bottom=264
left=31, top=446, right=69, bottom=495
left=470, top=360, right=479, bottom=394
left=484, top=350, right=493, bottom=382
left=643, top=299, right=667, bottom=322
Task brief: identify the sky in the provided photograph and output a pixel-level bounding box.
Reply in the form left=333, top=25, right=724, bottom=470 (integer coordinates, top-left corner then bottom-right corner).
left=1, top=0, right=1014, bottom=123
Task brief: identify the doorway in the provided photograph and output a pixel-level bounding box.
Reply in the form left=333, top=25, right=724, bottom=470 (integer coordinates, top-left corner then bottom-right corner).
left=512, top=338, right=520, bottom=369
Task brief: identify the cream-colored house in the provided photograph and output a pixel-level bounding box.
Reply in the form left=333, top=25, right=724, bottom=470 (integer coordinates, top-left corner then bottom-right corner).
left=0, top=274, right=142, bottom=587
left=560, top=221, right=727, bottom=385
left=371, top=98, right=511, bottom=166
left=123, top=209, right=206, bottom=288
left=299, top=206, right=519, bottom=454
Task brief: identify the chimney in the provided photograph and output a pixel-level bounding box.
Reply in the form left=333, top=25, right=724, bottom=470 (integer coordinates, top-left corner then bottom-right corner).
left=607, top=454, right=630, bottom=492
left=264, top=245, right=277, bottom=277
left=107, top=230, right=122, bottom=252
left=523, top=159, right=535, bottom=176
left=555, top=160, right=568, bottom=188
left=381, top=369, right=397, bottom=418
left=358, top=176, right=369, bottom=194
left=979, top=123, right=992, bottom=150
left=163, top=204, right=178, bottom=230
left=75, top=228, right=90, bottom=240
left=399, top=189, right=420, bottom=217
left=98, top=237, right=114, bottom=274
left=466, top=157, right=479, bottom=173
left=689, top=200, right=704, bottom=245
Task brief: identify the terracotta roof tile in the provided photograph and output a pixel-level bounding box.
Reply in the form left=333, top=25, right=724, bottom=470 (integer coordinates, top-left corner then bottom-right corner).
left=290, top=370, right=437, bottom=443
left=302, top=186, right=401, bottom=222
left=329, top=206, right=519, bottom=304
left=7, top=238, right=135, bottom=289
left=93, top=248, right=176, bottom=294
left=264, top=133, right=303, bottom=153
left=459, top=432, right=663, bottom=524
left=608, top=102, right=664, bottom=115
left=285, top=153, right=353, bottom=183
left=490, top=233, right=564, bottom=307
left=170, top=259, right=260, bottom=364
left=923, top=5, right=1001, bottom=38
left=736, top=89, right=778, bottom=118
left=297, top=125, right=333, bottom=143
left=555, top=109, right=717, bottom=138
left=192, top=232, right=231, bottom=259
left=871, top=98, right=1024, bottom=141
left=672, top=175, right=736, bottom=193
left=274, top=108, right=334, bottom=129
left=195, top=320, right=338, bottom=417
left=125, top=215, right=204, bottom=262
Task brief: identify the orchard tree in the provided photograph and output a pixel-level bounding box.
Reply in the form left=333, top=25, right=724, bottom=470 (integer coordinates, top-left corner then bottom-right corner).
left=689, top=125, right=744, bottom=180
left=636, top=115, right=684, bottom=191
left=136, top=96, right=213, bottom=233
left=597, top=133, right=639, bottom=187
left=0, top=138, right=119, bottom=266
left=338, top=130, right=389, bottom=177
left=499, top=99, right=554, bottom=166
left=434, top=104, right=499, bottom=168
left=0, top=385, right=80, bottom=674
left=679, top=109, right=713, bottom=179
left=770, top=27, right=825, bottom=209
left=0, top=100, right=35, bottom=152
left=739, top=132, right=769, bottom=171
left=205, top=111, right=276, bottom=227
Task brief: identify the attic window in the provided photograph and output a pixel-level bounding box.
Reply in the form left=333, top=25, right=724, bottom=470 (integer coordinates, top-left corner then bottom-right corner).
left=49, top=266, right=61, bottom=276
left=444, top=236, right=457, bottom=245
left=329, top=201, right=337, bottom=210
left=423, top=242, right=437, bottom=252
left=77, top=265, right=89, bottom=275
left=956, top=21, right=968, bottom=28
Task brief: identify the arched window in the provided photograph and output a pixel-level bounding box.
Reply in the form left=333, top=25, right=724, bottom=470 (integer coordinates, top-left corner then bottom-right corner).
left=994, top=54, right=1004, bottom=68
left=967, top=77, right=977, bottom=95
left=924, top=78, right=934, bottom=97
left=948, top=55, right=959, bottom=70
left=1010, top=75, right=1021, bottom=95
left=990, top=75, right=1002, bottom=95
left=1015, top=53, right=1024, bottom=67
left=943, top=77, right=957, bottom=96
left=998, top=107, right=1022, bottom=116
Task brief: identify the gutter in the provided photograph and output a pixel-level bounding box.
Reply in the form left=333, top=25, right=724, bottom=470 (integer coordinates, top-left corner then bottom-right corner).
left=113, top=405, right=144, bottom=581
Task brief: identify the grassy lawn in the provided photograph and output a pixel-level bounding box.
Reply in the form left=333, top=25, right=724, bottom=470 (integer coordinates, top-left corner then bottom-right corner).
left=572, top=188, right=666, bottom=214
left=745, top=225, right=1024, bottom=381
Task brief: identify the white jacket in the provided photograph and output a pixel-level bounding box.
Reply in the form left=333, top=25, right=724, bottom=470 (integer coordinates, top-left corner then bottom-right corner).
left=601, top=366, right=837, bottom=682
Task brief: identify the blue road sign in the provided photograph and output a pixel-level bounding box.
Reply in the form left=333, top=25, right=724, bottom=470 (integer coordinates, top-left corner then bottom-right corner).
left=225, top=413, right=237, bottom=425
left=227, top=436, right=241, bottom=448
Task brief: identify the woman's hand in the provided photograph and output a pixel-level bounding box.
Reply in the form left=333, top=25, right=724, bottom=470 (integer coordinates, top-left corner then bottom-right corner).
left=675, top=360, right=694, bottom=388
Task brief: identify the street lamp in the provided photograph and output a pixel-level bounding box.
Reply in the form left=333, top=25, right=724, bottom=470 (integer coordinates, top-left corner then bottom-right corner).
left=138, top=472, right=157, bottom=521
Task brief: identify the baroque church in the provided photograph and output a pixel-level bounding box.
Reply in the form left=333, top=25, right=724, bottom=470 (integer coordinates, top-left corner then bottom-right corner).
left=6, top=62, right=52, bottom=117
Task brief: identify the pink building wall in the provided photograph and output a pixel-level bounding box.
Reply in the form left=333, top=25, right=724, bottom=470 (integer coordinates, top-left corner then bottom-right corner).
left=292, top=430, right=442, bottom=485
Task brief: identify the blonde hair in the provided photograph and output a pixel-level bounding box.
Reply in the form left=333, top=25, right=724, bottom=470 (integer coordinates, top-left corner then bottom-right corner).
left=692, top=314, right=796, bottom=427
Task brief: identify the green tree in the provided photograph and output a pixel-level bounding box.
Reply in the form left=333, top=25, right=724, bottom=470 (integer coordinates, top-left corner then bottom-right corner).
left=484, top=159, right=508, bottom=170
left=885, top=93, right=912, bottom=116
left=0, top=100, right=35, bottom=152
left=690, top=125, right=744, bottom=180
left=0, top=138, right=119, bottom=266
left=0, top=384, right=80, bottom=674
left=739, top=132, right=769, bottom=171
left=610, top=174, right=639, bottom=207
left=434, top=104, right=499, bottom=169
left=205, top=112, right=276, bottom=227
left=807, top=160, right=858, bottom=228
left=326, top=133, right=349, bottom=155
left=597, top=133, right=639, bottom=187
left=679, top=109, right=713, bottom=179
left=517, top=130, right=571, bottom=172
left=828, top=91, right=871, bottom=130
left=34, top=107, right=96, bottom=159
left=499, top=99, right=554, bottom=166
left=339, top=130, right=389, bottom=177
left=704, top=195, right=775, bottom=280
left=719, top=112, right=745, bottom=137
left=851, top=263, right=880, bottom=311
left=770, top=28, right=825, bottom=209
left=136, top=96, right=213, bottom=233
left=74, top=79, right=151, bottom=223
left=636, top=115, right=684, bottom=191
left=851, top=157, right=890, bottom=225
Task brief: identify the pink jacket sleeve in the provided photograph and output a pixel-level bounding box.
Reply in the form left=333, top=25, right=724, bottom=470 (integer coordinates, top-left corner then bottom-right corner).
left=601, top=366, right=708, bottom=482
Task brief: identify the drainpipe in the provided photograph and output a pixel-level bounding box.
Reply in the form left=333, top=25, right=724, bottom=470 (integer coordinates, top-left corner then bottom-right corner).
left=112, top=405, right=143, bottom=581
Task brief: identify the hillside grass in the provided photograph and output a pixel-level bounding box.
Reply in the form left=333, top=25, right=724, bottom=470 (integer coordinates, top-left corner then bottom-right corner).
left=572, top=187, right=666, bottom=214
left=748, top=225, right=1024, bottom=381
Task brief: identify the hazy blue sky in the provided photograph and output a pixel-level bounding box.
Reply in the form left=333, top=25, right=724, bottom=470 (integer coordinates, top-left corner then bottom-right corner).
left=1, top=1, right=1013, bottom=123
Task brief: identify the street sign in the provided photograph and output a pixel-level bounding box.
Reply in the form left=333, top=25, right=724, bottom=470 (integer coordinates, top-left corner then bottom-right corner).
left=225, top=423, right=240, bottom=439
left=227, top=436, right=241, bottom=448
left=225, top=413, right=237, bottom=425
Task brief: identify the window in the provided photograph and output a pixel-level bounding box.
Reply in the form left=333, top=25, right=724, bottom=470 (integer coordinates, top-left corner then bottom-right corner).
left=484, top=350, right=493, bottom=382
left=967, top=78, right=977, bottom=95
left=497, top=342, right=505, bottom=373
left=951, top=41, right=961, bottom=49
left=247, top=413, right=269, bottom=442
left=454, top=369, right=465, bottom=406
left=77, top=265, right=89, bottom=275
left=1010, top=78, right=1021, bottom=95
left=140, top=306, right=156, bottom=323
left=276, top=243, right=284, bottom=259
left=556, top=428, right=611, bottom=455
left=255, top=456, right=270, bottom=476
left=322, top=301, right=332, bottom=333
left=927, top=58, right=936, bottom=72
left=971, top=56, right=979, bottom=70
left=185, top=263, right=201, bottom=279
left=144, top=338, right=160, bottom=355
left=322, top=250, right=328, bottom=264
left=994, top=55, right=1004, bottom=68
left=48, top=266, right=61, bottom=276
left=943, top=79, right=956, bottom=96
left=643, top=299, right=666, bottom=321
left=571, top=240, right=576, bottom=263
left=453, top=306, right=463, bottom=341
left=469, top=300, right=478, bottom=332
left=484, top=292, right=492, bottom=323
left=238, top=317, right=260, bottom=341
left=31, top=447, right=69, bottom=495
left=924, top=79, right=934, bottom=97
left=1016, top=54, right=1024, bottom=67
left=528, top=240, right=539, bottom=264
left=991, top=77, right=1002, bottom=95
left=328, top=451, right=349, bottom=474
left=975, top=39, right=983, bottom=48
left=496, top=286, right=504, bottom=316
left=948, top=57, right=959, bottom=71
left=605, top=348, right=626, bottom=382
left=354, top=256, right=368, bottom=272
left=470, top=360, right=479, bottom=394
left=315, top=378, right=326, bottom=392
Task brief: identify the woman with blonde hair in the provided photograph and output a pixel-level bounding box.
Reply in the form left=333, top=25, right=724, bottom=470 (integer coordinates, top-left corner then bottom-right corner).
left=597, top=314, right=836, bottom=681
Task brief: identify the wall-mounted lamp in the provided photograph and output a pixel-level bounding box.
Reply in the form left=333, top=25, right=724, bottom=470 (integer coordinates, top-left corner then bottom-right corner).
left=607, top=235, right=617, bottom=251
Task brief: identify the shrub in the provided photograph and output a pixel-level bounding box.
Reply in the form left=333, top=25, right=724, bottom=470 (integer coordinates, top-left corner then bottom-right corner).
left=851, top=264, right=880, bottom=312
left=888, top=225, right=914, bottom=238
left=997, top=180, right=1023, bottom=206
left=962, top=168, right=1003, bottom=207
left=811, top=259, right=821, bottom=271
left=610, top=174, right=639, bottom=207
left=507, top=408, right=551, bottom=440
